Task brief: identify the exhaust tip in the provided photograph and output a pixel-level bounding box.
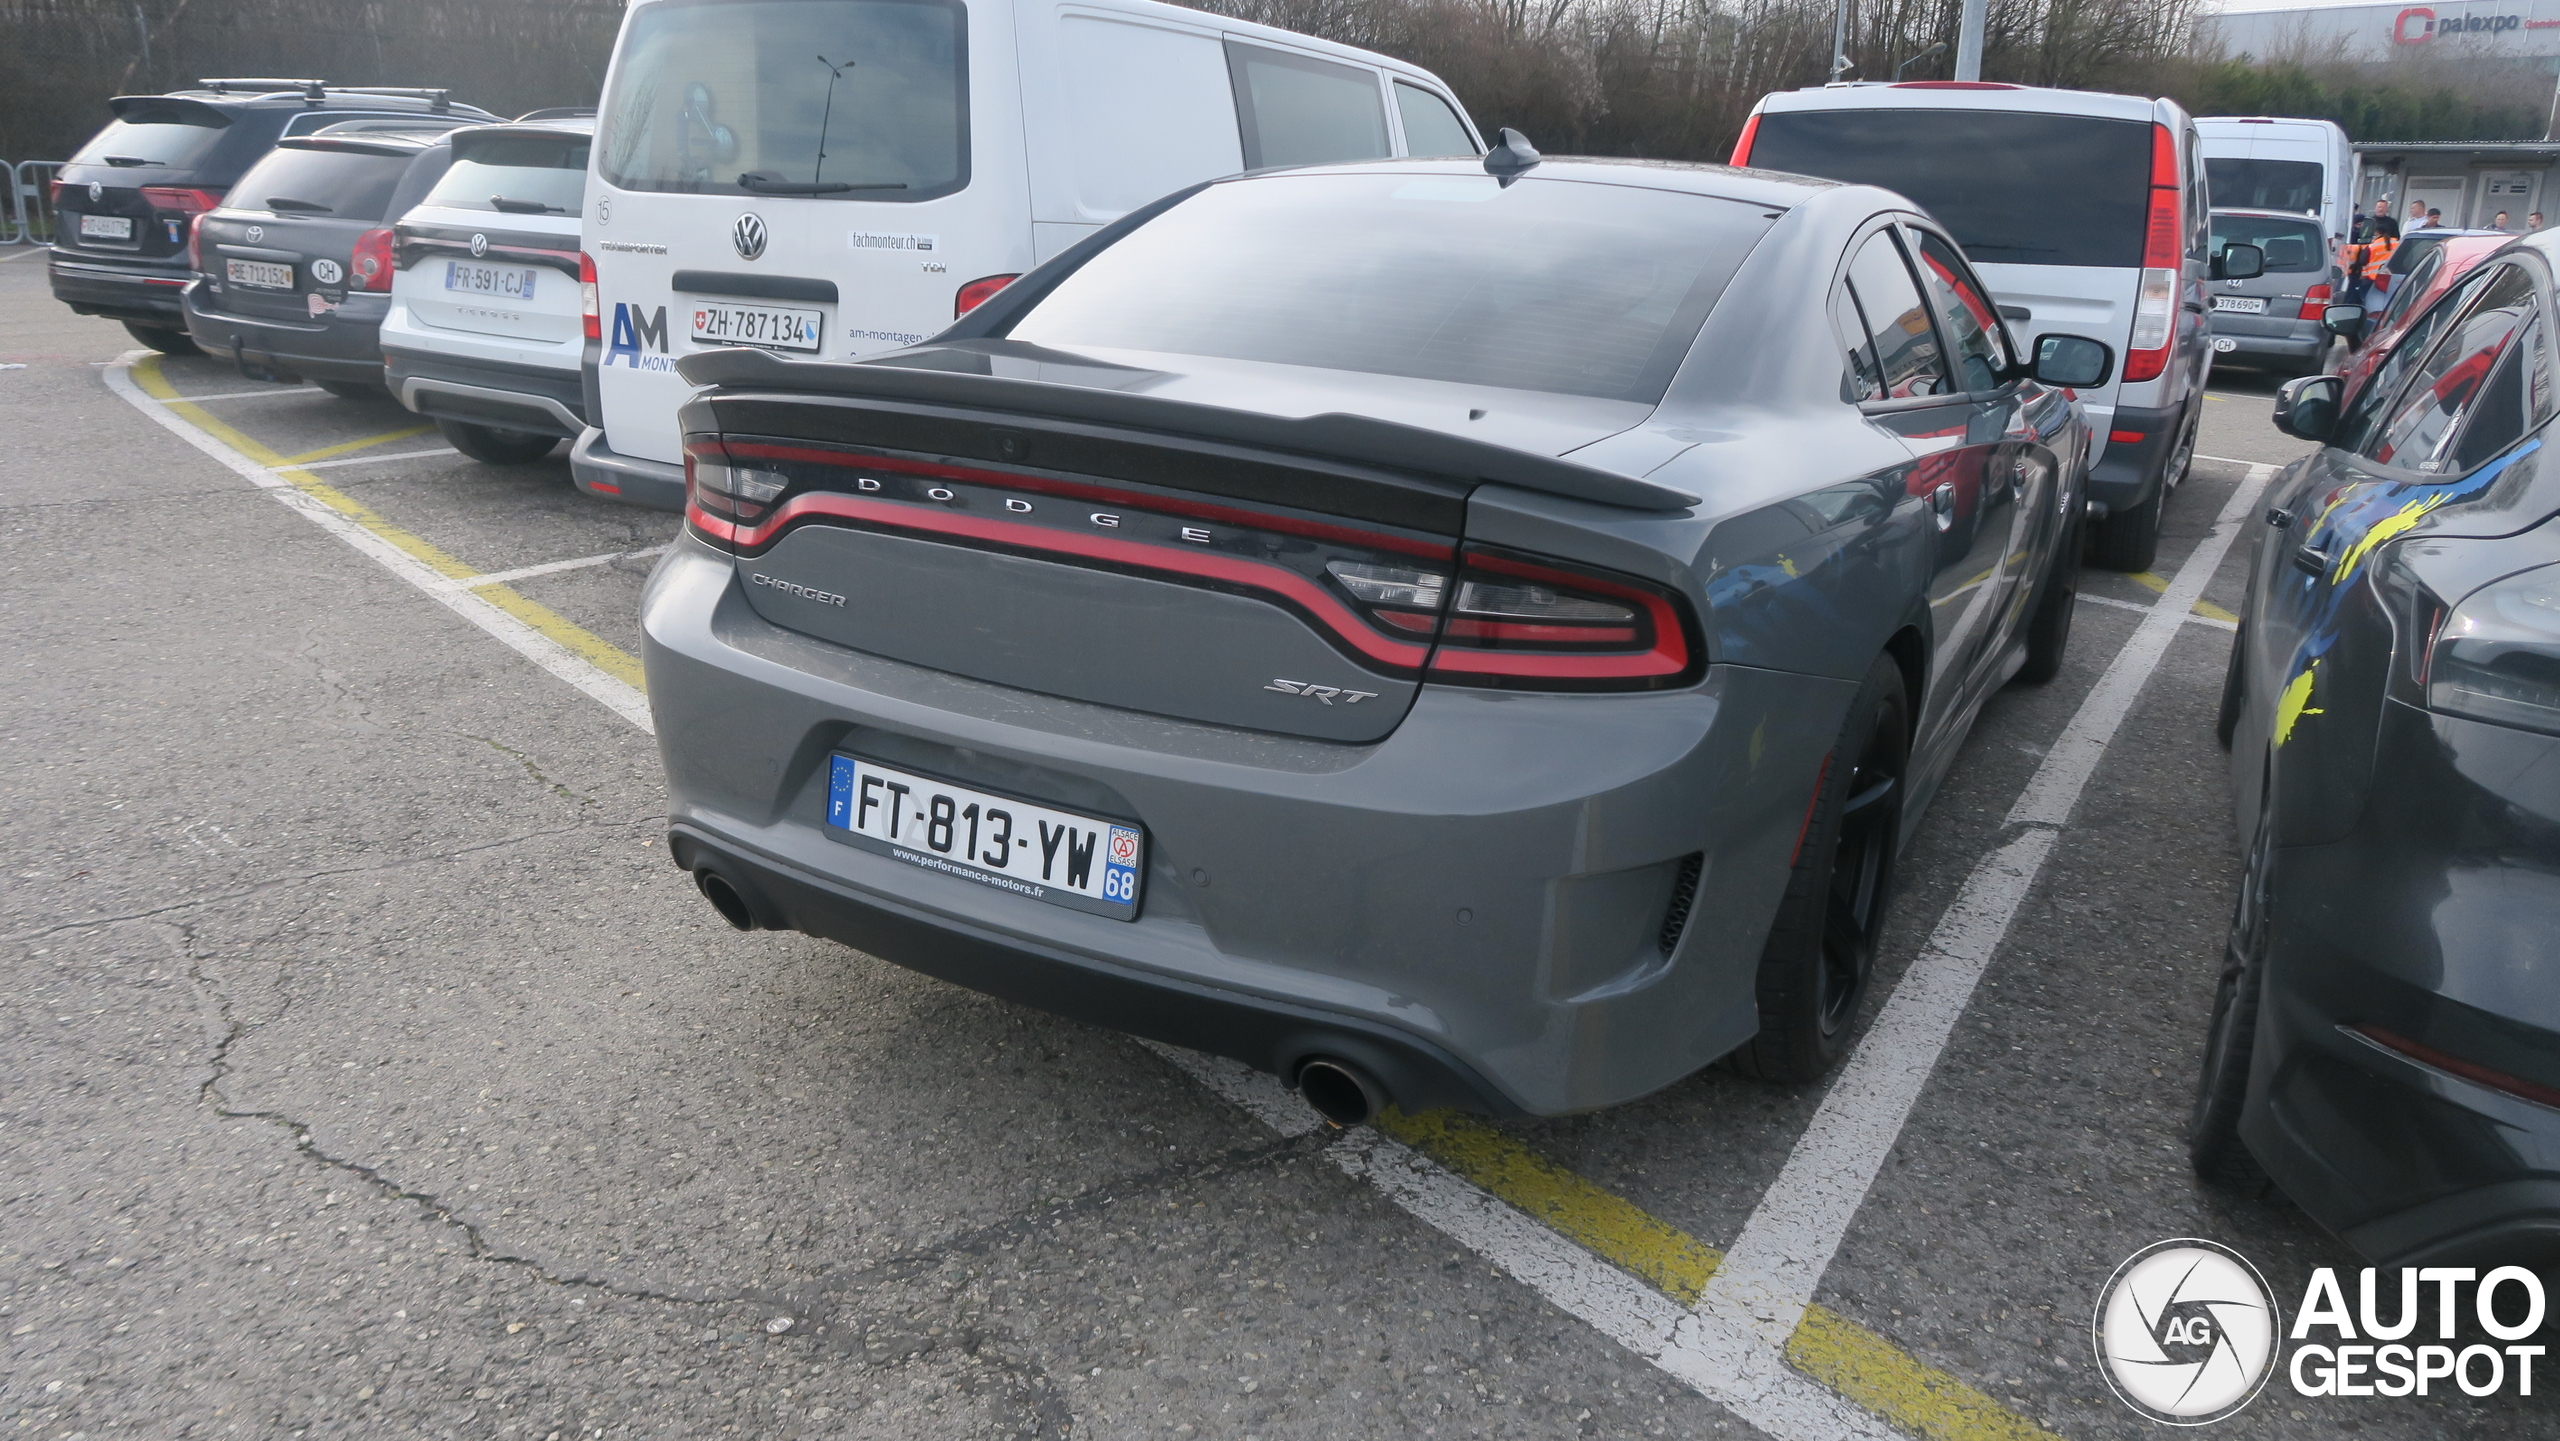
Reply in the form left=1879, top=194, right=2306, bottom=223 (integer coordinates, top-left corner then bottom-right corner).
left=1296, top=1057, right=1387, bottom=1128
left=695, top=870, right=756, bottom=931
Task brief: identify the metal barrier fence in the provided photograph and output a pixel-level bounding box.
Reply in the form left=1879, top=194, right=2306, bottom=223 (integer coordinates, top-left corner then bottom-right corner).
left=3, top=159, right=62, bottom=245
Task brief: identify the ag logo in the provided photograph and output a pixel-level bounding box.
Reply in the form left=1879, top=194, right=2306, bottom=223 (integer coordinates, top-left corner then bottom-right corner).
left=246, top=224, right=264, bottom=243
left=310, top=258, right=343, bottom=285
left=2095, top=1239, right=2279, bottom=1424
left=732, top=213, right=768, bottom=261
left=470, top=233, right=488, bottom=258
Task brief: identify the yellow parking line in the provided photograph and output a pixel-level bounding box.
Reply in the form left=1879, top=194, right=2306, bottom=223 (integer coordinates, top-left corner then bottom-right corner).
left=1381, top=1109, right=2063, bottom=1441
left=2126, top=569, right=2238, bottom=624
left=131, top=356, right=644, bottom=692
left=2128, top=570, right=2170, bottom=594
left=275, top=425, right=437, bottom=467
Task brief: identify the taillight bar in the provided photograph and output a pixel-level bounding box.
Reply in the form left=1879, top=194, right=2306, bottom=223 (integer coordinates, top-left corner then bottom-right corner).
left=580, top=252, right=600, bottom=341
left=140, top=186, right=223, bottom=215
left=2124, top=122, right=2182, bottom=384
left=1728, top=113, right=1761, bottom=167
left=2351, top=1025, right=2560, bottom=1111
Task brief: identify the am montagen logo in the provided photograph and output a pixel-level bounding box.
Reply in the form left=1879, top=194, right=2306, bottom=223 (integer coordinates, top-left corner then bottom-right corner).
left=2093, top=1239, right=2544, bottom=1424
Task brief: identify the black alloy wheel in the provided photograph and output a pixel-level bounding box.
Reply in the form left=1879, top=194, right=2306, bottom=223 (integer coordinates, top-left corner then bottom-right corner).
left=1729, top=653, right=1911, bottom=1083
left=2191, top=792, right=2275, bottom=1189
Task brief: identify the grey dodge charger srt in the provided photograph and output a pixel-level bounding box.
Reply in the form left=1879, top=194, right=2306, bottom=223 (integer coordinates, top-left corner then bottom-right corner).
left=639, top=148, right=2114, bottom=1120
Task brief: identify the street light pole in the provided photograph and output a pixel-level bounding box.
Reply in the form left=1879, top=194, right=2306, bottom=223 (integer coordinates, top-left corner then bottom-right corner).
left=1831, top=0, right=1853, bottom=83
left=1954, top=0, right=1987, bottom=81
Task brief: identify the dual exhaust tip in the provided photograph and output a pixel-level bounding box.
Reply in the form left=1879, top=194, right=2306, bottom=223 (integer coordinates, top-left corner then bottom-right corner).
left=691, top=866, right=1395, bottom=1126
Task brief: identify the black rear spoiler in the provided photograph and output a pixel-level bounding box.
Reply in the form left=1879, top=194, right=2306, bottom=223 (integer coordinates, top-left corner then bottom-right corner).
left=675, top=346, right=1700, bottom=514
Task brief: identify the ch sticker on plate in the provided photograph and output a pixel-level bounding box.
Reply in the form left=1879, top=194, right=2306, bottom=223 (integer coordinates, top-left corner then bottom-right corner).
left=824, top=755, right=1144, bottom=920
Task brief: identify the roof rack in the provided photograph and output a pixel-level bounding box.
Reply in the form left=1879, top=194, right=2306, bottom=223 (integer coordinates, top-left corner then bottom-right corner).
left=332, top=86, right=453, bottom=112
left=514, top=107, right=597, bottom=122
left=199, top=77, right=328, bottom=99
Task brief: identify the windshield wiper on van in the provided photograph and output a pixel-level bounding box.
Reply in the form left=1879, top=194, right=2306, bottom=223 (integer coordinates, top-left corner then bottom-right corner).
left=488, top=196, right=572, bottom=214
left=265, top=196, right=333, bottom=213
left=101, top=155, right=155, bottom=167
left=737, top=170, right=904, bottom=196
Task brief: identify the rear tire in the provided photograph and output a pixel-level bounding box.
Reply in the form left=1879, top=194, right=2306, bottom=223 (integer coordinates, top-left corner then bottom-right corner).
left=121, top=321, right=200, bottom=356
left=316, top=379, right=384, bottom=401
left=2015, top=513, right=2081, bottom=685
left=2087, top=482, right=2162, bottom=573
left=2191, top=798, right=2275, bottom=1191
left=2215, top=620, right=2249, bottom=752
left=1727, top=653, right=1910, bottom=1083
left=435, top=417, right=560, bottom=464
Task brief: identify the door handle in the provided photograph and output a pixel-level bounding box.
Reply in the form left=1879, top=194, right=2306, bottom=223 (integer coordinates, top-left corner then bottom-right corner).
left=1931, top=482, right=1957, bottom=531
left=2292, top=543, right=2334, bottom=577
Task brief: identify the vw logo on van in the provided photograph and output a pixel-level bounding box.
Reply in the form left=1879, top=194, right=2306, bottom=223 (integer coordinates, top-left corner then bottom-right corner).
left=732, top=213, right=769, bottom=262
left=88, top=182, right=103, bottom=203
left=470, top=233, right=488, bottom=257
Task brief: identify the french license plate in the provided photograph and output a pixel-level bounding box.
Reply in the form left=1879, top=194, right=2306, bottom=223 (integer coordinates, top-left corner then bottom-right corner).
left=226, top=258, right=293, bottom=290
left=825, top=755, right=1145, bottom=920
left=444, top=260, right=538, bottom=299
left=2211, top=296, right=2267, bottom=314
left=78, top=213, right=134, bottom=240
left=690, top=300, right=823, bottom=352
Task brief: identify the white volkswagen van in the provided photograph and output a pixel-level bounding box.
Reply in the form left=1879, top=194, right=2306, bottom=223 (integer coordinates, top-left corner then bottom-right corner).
left=571, top=0, right=1483, bottom=509
left=2196, top=116, right=2354, bottom=245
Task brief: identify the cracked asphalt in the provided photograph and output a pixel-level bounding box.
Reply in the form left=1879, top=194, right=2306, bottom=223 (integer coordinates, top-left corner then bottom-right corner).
left=3, top=250, right=2547, bottom=1441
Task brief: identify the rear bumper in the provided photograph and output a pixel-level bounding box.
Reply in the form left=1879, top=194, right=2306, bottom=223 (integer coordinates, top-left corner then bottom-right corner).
left=640, top=537, right=1851, bottom=1115
left=2213, top=331, right=2326, bottom=367
left=571, top=427, right=687, bottom=511
left=183, top=286, right=390, bottom=384
left=49, top=254, right=190, bottom=323
left=385, top=345, right=586, bottom=437
left=2088, top=398, right=2188, bottom=514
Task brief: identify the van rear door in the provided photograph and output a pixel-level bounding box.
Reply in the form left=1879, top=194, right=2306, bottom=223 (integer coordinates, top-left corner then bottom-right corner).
left=587, top=0, right=1026, bottom=469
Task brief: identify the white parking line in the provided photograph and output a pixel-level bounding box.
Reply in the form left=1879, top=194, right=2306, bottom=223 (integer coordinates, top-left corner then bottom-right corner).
left=157, top=386, right=324, bottom=402
left=2080, top=590, right=2240, bottom=631
left=456, top=546, right=672, bottom=590
left=276, top=446, right=459, bottom=472
left=1691, top=462, right=2275, bottom=1362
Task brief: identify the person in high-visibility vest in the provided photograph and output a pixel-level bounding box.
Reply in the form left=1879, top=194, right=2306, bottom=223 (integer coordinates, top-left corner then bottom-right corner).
left=2361, top=232, right=2399, bottom=303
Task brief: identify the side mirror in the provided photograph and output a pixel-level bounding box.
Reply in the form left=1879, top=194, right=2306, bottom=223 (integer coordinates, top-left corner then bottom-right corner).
left=2322, top=303, right=2368, bottom=343
left=2028, top=333, right=2114, bottom=389
left=2274, top=373, right=2344, bottom=443
left=2213, top=242, right=2265, bottom=281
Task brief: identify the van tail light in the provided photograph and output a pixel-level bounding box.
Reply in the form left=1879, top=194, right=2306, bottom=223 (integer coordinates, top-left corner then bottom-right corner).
left=580, top=251, right=600, bottom=340
left=140, top=186, right=222, bottom=217
left=955, top=273, right=1019, bottom=317
left=2123, top=123, right=2182, bottom=384
left=1415, top=547, right=1701, bottom=691
left=187, top=212, right=207, bottom=271
left=2298, top=282, right=2333, bottom=321
left=1728, top=113, right=1760, bottom=167
left=350, top=228, right=395, bottom=292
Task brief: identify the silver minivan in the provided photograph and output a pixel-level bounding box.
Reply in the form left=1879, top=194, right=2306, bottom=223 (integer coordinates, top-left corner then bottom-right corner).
left=1735, top=82, right=2233, bottom=572
left=2205, top=207, right=2336, bottom=380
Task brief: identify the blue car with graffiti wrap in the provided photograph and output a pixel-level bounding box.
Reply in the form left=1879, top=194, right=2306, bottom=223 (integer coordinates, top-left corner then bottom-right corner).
left=2197, top=241, right=2560, bottom=1275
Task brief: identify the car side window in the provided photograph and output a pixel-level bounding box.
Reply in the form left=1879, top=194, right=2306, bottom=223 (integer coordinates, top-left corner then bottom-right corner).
left=1907, top=228, right=2009, bottom=391
left=2363, top=264, right=2538, bottom=472
left=1391, top=82, right=1476, bottom=157
left=1831, top=281, right=1884, bottom=402
left=1842, top=229, right=1950, bottom=400
left=2449, top=315, right=2541, bottom=472
left=2337, top=266, right=2499, bottom=452
left=1226, top=43, right=1391, bottom=170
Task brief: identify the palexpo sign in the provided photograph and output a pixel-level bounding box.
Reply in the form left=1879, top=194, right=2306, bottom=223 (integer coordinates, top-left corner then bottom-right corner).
left=2393, top=6, right=2560, bottom=43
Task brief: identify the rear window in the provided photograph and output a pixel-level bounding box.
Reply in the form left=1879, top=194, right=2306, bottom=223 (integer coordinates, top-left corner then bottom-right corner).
left=71, top=115, right=230, bottom=170
left=1003, top=172, right=1774, bottom=404
left=1226, top=44, right=1390, bottom=170
left=2211, top=213, right=2326, bottom=273
left=2206, top=157, right=2323, bottom=217
left=227, top=146, right=416, bottom=220
left=1749, top=108, right=2153, bottom=268
left=427, top=132, right=590, bottom=215
left=598, top=0, right=966, bottom=202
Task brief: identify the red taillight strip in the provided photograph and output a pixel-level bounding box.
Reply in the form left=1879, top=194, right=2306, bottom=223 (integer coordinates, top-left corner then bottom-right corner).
left=1728, top=113, right=1760, bottom=166
left=719, top=441, right=1454, bottom=561
left=719, top=490, right=1433, bottom=669
left=1429, top=549, right=1692, bottom=680
left=2351, top=1025, right=2560, bottom=1111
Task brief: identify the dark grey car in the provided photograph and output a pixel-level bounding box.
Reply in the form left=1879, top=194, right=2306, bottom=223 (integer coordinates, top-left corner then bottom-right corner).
left=183, top=128, right=460, bottom=394
left=639, top=153, right=2110, bottom=1119
left=2207, top=208, right=2337, bottom=378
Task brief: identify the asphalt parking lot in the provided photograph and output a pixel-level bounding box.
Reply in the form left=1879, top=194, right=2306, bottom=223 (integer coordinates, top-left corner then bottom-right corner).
left=2, top=247, right=2543, bottom=1441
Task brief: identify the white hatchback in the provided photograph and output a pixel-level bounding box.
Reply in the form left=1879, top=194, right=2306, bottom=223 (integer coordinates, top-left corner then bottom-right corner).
left=380, top=118, right=595, bottom=463
left=570, top=0, right=1482, bottom=510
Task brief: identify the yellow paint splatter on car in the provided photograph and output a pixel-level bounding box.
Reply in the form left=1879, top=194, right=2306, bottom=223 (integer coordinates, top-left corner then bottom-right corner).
left=2331, top=492, right=2449, bottom=584
left=2274, top=660, right=2325, bottom=746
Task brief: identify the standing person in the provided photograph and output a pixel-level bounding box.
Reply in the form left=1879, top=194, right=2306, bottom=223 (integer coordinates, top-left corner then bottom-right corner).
left=2408, top=199, right=2431, bottom=231
left=2534, top=211, right=2548, bottom=232
left=2426, top=207, right=2444, bottom=228
left=2494, top=209, right=2514, bottom=232
left=2355, top=197, right=2395, bottom=243
left=2362, top=227, right=2399, bottom=308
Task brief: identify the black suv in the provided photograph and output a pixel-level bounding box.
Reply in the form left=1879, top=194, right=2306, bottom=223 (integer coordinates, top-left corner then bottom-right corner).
left=48, top=79, right=497, bottom=354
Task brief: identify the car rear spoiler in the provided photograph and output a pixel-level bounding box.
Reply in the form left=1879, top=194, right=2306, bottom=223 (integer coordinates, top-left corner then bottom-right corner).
left=676, top=346, right=1701, bottom=514
left=107, top=95, right=235, bottom=128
